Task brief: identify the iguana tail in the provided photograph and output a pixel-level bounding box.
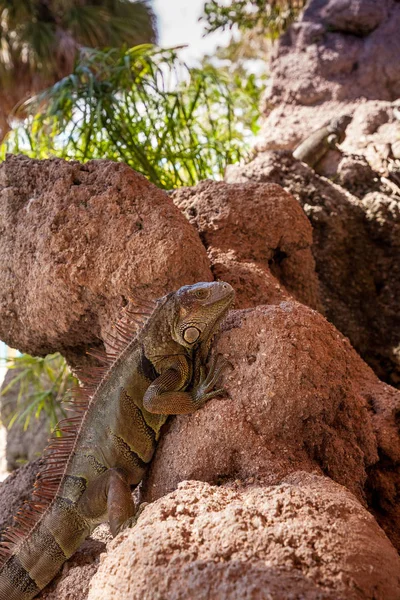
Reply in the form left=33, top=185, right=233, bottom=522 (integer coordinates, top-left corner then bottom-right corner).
left=0, top=499, right=90, bottom=600
left=0, top=295, right=158, bottom=600
left=0, top=407, right=92, bottom=600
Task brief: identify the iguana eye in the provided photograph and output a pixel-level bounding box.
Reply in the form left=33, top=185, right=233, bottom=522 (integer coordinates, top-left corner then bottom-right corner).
left=183, top=326, right=201, bottom=343
left=194, top=289, right=208, bottom=299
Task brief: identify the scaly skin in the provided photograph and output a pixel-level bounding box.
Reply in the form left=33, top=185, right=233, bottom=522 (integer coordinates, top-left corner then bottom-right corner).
left=0, top=281, right=235, bottom=600
left=293, top=114, right=352, bottom=168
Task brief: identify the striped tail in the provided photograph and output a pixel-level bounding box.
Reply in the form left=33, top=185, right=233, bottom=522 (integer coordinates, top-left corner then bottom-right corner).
left=0, top=497, right=90, bottom=600
left=0, top=295, right=158, bottom=599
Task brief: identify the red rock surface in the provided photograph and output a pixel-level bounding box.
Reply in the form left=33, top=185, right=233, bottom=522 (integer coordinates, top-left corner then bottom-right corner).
left=0, top=155, right=211, bottom=362
left=261, top=0, right=400, bottom=110
left=143, top=302, right=400, bottom=552
left=0, top=178, right=399, bottom=597
left=88, top=477, right=400, bottom=600
left=256, top=100, right=400, bottom=178
left=226, top=151, right=400, bottom=387
left=0, top=459, right=39, bottom=533
left=255, top=0, right=400, bottom=179
left=172, top=180, right=322, bottom=312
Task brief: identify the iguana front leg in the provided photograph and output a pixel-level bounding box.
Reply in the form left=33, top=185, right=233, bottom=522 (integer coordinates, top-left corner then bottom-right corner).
left=143, top=354, right=226, bottom=415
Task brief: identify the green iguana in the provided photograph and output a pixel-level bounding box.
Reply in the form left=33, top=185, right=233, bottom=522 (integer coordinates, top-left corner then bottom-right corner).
left=293, top=114, right=352, bottom=168
left=0, top=281, right=235, bottom=600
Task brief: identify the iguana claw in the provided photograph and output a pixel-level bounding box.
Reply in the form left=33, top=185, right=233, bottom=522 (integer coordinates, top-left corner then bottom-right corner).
left=193, top=354, right=230, bottom=407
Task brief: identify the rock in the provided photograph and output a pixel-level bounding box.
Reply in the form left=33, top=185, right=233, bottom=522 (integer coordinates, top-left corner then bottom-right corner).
left=255, top=0, right=400, bottom=179
left=0, top=155, right=211, bottom=363
left=88, top=476, right=400, bottom=600
left=144, top=303, right=400, bottom=551
left=172, top=180, right=322, bottom=312
left=335, top=155, right=378, bottom=197
left=0, top=459, right=39, bottom=532
left=40, top=564, right=99, bottom=600
left=2, top=303, right=400, bottom=595
left=225, top=150, right=400, bottom=386
left=144, top=303, right=375, bottom=502
left=264, top=0, right=400, bottom=108
left=339, top=102, right=400, bottom=174
left=1, top=368, right=50, bottom=471
left=208, top=248, right=291, bottom=309
left=256, top=101, right=400, bottom=177
left=361, top=192, right=400, bottom=245
left=321, top=0, right=388, bottom=36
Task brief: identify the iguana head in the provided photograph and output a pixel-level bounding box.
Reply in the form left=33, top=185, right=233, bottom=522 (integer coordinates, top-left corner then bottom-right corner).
left=172, top=281, right=234, bottom=348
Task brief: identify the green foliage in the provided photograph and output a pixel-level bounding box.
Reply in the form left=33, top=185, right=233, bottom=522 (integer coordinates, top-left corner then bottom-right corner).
left=0, top=353, right=76, bottom=432
left=202, top=0, right=307, bottom=39
left=0, top=0, right=156, bottom=141
left=1, top=45, right=262, bottom=188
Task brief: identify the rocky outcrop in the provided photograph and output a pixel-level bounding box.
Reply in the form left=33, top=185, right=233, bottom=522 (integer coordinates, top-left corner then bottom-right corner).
left=256, top=0, right=400, bottom=181
left=0, top=459, right=39, bottom=532
left=0, top=155, right=211, bottom=363
left=223, top=0, right=400, bottom=388
left=226, top=151, right=400, bottom=386
left=0, top=150, right=399, bottom=598
left=266, top=0, right=400, bottom=107
left=143, top=303, right=400, bottom=551
left=172, top=180, right=322, bottom=312
left=0, top=301, right=396, bottom=598
left=144, top=303, right=377, bottom=503
left=89, top=477, right=400, bottom=600
left=2, top=302, right=400, bottom=599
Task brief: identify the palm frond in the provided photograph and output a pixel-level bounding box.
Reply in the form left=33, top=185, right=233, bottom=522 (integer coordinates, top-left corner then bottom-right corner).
left=1, top=44, right=263, bottom=188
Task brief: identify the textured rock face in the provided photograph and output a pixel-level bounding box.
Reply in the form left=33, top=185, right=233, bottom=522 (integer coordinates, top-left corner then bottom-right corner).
left=0, top=155, right=211, bottom=361
left=265, top=0, right=400, bottom=108
left=226, top=151, right=400, bottom=387
left=144, top=303, right=400, bottom=551
left=255, top=0, right=400, bottom=181
left=0, top=459, right=39, bottom=532
left=0, top=150, right=399, bottom=599
left=172, top=180, right=322, bottom=311
left=0, top=301, right=400, bottom=600
left=88, top=477, right=400, bottom=600
left=1, top=302, right=400, bottom=596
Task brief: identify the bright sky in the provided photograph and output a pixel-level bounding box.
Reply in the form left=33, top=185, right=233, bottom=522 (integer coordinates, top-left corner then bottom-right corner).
left=153, top=0, right=231, bottom=64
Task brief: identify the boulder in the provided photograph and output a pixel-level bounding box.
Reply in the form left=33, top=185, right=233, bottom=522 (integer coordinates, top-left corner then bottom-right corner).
left=2, top=303, right=400, bottom=597
left=0, top=459, right=39, bottom=532
left=263, top=0, right=400, bottom=109
left=0, top=155, right=211, bottom=363
left=255, top=0, right=400, bottom=180
left=172, top=180, right=322, bottom=312
left=88, top=477, right=400, bottom=600
left=144, top=303, right=400, bottom=550
left=225, top=151, right=400, bottom=387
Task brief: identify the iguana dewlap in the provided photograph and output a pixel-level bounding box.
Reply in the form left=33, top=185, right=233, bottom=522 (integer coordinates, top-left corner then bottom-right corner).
left=0, top=281, right=234, bottom=600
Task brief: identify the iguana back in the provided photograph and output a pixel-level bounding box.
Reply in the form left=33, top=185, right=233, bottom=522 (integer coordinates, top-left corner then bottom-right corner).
left=0, top=281, right=234, bottom=600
